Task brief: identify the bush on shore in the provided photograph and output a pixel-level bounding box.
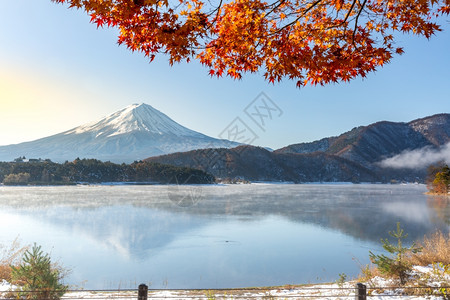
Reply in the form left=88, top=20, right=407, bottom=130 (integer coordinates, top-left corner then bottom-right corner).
left=0, top=238, right=28, bottom=282
left=407, top=231, right=450, bottom=266
left=1, top=241, right=69, bottom=300
left=362, top=226, right=450, bottom=297
left=11, top=243, right=69, bottom=300
left=426, top=163, right=450, bottom=194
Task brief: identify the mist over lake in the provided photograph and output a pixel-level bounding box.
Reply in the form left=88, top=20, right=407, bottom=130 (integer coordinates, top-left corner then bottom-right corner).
left=0, top=184, right=448, bottom=289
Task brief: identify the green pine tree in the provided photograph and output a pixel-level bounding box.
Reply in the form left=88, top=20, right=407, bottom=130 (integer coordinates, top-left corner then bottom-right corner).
left=369, top=222, right=422, bottom=285
left=11, top=244, right=68, bottom=300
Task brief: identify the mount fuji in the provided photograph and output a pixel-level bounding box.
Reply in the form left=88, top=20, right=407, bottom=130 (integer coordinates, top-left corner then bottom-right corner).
left=0, top=103, right=240, bottom=163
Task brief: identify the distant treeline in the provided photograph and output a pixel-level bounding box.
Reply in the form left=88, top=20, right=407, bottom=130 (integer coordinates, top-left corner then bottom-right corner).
left=0, top=158, right=215, bottom=185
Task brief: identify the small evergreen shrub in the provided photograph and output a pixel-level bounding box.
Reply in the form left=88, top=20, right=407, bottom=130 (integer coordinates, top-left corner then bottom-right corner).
left=11, top=244, right=68, bottom=300
left=369, top=222, right=422, bottom=285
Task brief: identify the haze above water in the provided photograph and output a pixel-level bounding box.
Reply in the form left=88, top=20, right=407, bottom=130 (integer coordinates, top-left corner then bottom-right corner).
left=0, top=184, right=448, bottom=289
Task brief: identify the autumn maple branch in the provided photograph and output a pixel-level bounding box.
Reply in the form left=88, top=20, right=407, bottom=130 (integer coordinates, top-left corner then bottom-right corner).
left=352, top=0, right=368, bottom=46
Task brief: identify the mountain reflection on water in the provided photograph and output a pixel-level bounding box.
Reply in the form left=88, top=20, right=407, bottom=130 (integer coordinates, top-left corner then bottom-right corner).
left=0, top=184, right=448, bottom=289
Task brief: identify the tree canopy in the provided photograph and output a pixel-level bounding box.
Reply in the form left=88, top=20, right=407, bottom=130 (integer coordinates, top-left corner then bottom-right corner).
left=0, top=159, right=215, bottom=185
left=52, top=0, right=449, bottom=86
left=427, top=163, right=450, bottom=194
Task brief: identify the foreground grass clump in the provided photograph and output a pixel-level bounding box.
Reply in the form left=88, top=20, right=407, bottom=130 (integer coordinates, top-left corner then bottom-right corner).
left=0, top=238, right=28, bottom=282
left=363, top=226, right=450, bottom=298
left=407, top=231, right=450, bottom=266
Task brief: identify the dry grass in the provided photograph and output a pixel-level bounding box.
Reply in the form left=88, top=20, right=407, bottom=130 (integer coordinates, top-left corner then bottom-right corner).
left=0, top=237, right=28, bottom=282
left=356, top=262, right=390, bottom=292
left=408, top=231, right=450, bottom=266
left=358, top=230, right=450, bottom=294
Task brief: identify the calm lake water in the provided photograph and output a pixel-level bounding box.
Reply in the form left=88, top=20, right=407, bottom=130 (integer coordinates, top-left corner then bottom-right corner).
left=0, top=183, right=448, bottom=289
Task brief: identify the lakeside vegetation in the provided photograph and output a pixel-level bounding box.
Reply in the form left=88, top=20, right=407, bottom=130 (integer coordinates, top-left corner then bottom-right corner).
left=426, top=163, right=450, bottom=195
left=359, top=227, right=450, bottom=298
left=0, top=241, right=68, bottom=300
left=0, top=159, right=215, bottom=185
left=1, top=228, right=449, bottom=299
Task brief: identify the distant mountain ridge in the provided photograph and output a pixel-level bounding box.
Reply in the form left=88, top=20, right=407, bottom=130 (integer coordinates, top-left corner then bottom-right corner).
left=0, top=103, right=239, bottom=163
left=1, top=104, right=448, bottom=182
left=146, top=145, right=378, bottom=182
left=275, top=114, right=450, bottom=168
left=147, top=113, right=450, bottom=182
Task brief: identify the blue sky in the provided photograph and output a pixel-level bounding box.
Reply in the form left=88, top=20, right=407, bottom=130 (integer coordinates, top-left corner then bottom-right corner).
left=0, top=0, right=449, bottom=150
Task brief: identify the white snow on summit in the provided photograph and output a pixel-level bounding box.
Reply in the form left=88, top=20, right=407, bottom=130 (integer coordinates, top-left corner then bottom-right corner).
left=65, top=103, right=204, bottom=138
left=0, top=103, right=240, bottom=163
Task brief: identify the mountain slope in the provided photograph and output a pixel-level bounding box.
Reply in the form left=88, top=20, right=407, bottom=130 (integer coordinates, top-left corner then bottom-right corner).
left=0, top=103, right=239, bottom=163
left=147, top=113, right=450, bottom=183
left=408, top=113, right=450, bottom=146
left=275, top=113, right=450, bottom=168
left=146, top=145, right=378, bottom=182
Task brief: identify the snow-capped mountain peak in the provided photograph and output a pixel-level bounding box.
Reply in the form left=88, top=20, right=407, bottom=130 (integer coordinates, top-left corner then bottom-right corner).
left=0, top=103, right=240, bottom=163
left=65, top=103, right=204, bottom=138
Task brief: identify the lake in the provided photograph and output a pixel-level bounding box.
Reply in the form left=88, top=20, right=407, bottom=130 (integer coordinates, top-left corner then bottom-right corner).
left=0, top=183, right=448, bottom=289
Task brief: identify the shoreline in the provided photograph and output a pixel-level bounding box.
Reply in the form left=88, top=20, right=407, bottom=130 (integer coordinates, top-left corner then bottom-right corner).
left=424, top=191, right=450, bottom=196
left=2, top=276, right=447, bottom=300
left=0, top=181, right=427, bottom=187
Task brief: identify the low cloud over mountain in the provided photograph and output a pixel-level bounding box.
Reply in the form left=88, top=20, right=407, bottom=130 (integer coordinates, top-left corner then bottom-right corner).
left=2, top=104, right=448, bottom=182
left=148, top=113, right=450, bottom=182
left=378, top=142, right=450, bottom=169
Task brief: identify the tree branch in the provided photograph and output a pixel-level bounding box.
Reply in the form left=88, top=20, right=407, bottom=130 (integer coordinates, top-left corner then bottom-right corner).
left=269, top=0, right=325, bottom=35
left=352, top=0, right=368, bottom=45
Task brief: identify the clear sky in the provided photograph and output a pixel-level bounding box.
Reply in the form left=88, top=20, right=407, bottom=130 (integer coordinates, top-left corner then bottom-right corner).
left=0, top=0, right=449, bottom=150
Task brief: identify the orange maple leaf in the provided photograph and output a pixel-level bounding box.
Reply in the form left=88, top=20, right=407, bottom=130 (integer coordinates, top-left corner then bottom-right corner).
left=52, top=0, right=449, bottom=87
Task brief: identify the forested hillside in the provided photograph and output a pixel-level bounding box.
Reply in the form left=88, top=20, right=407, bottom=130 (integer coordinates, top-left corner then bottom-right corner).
left=147, top=114, right=450, bottom=183
left=275, top=114, right=450, bottom=169
left=0, top=159, right=215, bottom=185
left=146, top=145, right=379, bottom=183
